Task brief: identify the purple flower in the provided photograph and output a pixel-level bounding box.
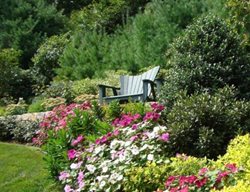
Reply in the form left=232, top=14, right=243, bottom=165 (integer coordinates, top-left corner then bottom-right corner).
left=159, top=133, right=169, bottom=142
left=64, top=184, right=73, bottom=192
left=130, top=135, right=139, bottom=142
left=132, top=124, right=138, bottom=130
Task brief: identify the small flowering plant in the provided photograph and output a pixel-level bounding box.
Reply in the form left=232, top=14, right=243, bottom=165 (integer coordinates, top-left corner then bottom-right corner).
left=164, top=163, right=240, bottom=192
left=58, top=102, right=170, bottom=191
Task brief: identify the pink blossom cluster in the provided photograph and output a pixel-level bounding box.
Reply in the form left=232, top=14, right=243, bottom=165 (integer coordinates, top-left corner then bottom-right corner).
left=164, top=163, right=239, bottom=192
left=150, top=102, right=165, bottom=112
left=112, top=114, right=141, bottom=127
left=32, top=102, right=91, bottom=146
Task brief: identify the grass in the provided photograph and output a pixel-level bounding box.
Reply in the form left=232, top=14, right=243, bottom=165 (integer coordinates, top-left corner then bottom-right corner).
left=0, top=142, right=61, bottom=192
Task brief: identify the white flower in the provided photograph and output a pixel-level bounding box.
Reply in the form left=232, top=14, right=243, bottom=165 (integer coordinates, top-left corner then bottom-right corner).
left=131, top=146, right=139, bottom=155
left=99, top=180, right=106, bottom=188
left=110, top=139, right=121, bottom=149
left=94, top=145, right=104, bottom=155
left=102, top=166, right=108, bottom=173
left=86, top=164, right=96, bottom=173
left=70, top=161, right=82, bottom=169
left=125, top=140, right=132, bottom=147
left=147, top=154, right=154, bottom=161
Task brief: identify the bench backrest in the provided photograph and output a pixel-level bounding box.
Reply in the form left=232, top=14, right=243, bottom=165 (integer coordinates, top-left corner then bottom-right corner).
left=120, top=66, right=160, bottom=95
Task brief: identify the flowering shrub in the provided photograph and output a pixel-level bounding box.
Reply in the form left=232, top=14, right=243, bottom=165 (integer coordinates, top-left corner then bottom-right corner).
left=33, top=101, right=112, bottom=177
left=164, top=164, right=240, bottom=192
left=58, top=102, right=169, bottom=191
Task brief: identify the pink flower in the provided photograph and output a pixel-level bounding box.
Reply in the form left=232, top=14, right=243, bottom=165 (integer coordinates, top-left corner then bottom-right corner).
left=59, top=171, right=70, bottom=181
left=67, top=149, right=77, bottom=160
left=71, top=135, right=84, bottom=146
left=226, top=163, right=238, bottom=173
left=130, top=135, right=139, bottom=142
left=143, top=112, right=161, bottom=122
left=95, top=138, right=101, bottom=145
left=159, top=133, right=169, bottom=142
left=216, top=171, right=229, bottom=183
left=132, top=124, right=138, bottom=130
left=151, top=102, right=165, bottom=112
left=179, top=186, right=189, bottom=192
left=166, top=176, right=177, bottom=187
left=195, top=177, right=207, bottom=188
left=113, top=129, right=120, bottom=136
left=198, top=167, right=209, bottom=176
left=64, top=184, right=73, bottom=192
left=77, top=171, right=84, bottom=184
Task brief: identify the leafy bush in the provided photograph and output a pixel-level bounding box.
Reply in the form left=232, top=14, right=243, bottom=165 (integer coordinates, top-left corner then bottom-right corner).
left=0, top=117, right=15, bottom=141
left=124, top=155, right=207, bottom=192
left=5, top=103, right=28, bottom=116
left=166, top=87, right=250, bottom=159
left=32, top=34, right=70, bottom=86
left=123, top=101, right=147, bottom=116
left=160, top=14, right=250, bottom=108
left=11, top=120, right=39, bottom=143
left=215, top=134, right=250, bottom=185
left=0, top=106, right=5, bottom=116
left=0, top=117, right=38, bottom=142
left=41, top=81, right=74, bottom=103
left=41, top=97, right=66, bottom=111
left=73, top=94, right=97, bottom=104
left=105, top=100, right=123, bottom=120
left=28, top=99, right=45, bottom=113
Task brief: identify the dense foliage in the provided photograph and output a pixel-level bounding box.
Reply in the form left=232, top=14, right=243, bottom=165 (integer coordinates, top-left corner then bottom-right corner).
left=165, top=87, right=250, bottom=159
left=160, top=14, right=250, bottom=109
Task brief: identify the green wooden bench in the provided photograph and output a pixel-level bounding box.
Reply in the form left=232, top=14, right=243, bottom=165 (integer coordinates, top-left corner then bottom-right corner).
left=98, top=66, right=162, bottom=104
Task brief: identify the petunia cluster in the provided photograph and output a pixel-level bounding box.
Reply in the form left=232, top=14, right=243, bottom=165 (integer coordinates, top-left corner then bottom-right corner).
left=58, top=103, right=170, bottom=192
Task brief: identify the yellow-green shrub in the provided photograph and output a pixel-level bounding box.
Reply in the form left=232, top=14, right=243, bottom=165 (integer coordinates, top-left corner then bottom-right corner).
left=123, top=156, right=207, bottom=192
left=215, top=134, right=250, bottom=183
left=41, top=97, right=66, bottom=111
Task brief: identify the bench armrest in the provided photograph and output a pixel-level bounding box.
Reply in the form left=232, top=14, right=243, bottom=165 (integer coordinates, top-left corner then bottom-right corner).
left=98, top=84, right=120, bottom=104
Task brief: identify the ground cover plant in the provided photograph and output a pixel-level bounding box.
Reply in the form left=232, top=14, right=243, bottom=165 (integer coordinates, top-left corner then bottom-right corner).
left=0, top=142, right=61, bottom=192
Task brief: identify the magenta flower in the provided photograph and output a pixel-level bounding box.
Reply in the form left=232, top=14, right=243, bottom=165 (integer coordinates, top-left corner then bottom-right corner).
left=226, top=163, right=238, bottom=173
left=151, top=102, right=165, bottom=112
left=198, top=167, right=209, bottom=176
left=113, top=129, right=120, bottom=136
left=132, top=124, right=138, bottom=130
left=165, top=176, right=177, bottom=187
left=71, top=135, right=84, bottom=146
left=67, top=149, right=77, bottom=160
left=159, top=133, right=169, bottom=142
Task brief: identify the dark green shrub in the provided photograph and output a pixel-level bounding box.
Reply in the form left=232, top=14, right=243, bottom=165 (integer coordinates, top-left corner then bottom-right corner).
left=105, top=100, right=123, bottom=120
left=0, top=117, right=15, bottom=141
left=41, top=81, right=74, bottom=103
left=160, top=14, right=250, bottom=108
left=166, top=87, right=250, bottom=159
left=32, top=34, right=70, bottom=86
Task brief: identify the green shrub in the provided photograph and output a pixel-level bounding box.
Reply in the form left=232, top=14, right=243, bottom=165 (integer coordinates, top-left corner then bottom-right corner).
left=160, top=14, right=250, bottom=108
left=41, top=97, right=66, bottom=111
left=32, top=34, right=70, bottom=86
left=105, top=100, right=123, bottom=120
left=28, top=99, right=45, bottom=113
left=5, top=103, right=28, bottom=116
left=0, top=117, right=15, bottom=141
left=0, top=107, right=5, bottom=116
left=123, top=156, right=207, bottom=192
left=123, top=101, right=147, bottom=116
left=215, top=134, right=250, bottom=184
left=73, top=94, right=97, bottom=104
left=11, top=120, right=39, bottom=143
left=41, top=81, right=74, bottom=103
left=166, top=87, right=250, bottom=159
